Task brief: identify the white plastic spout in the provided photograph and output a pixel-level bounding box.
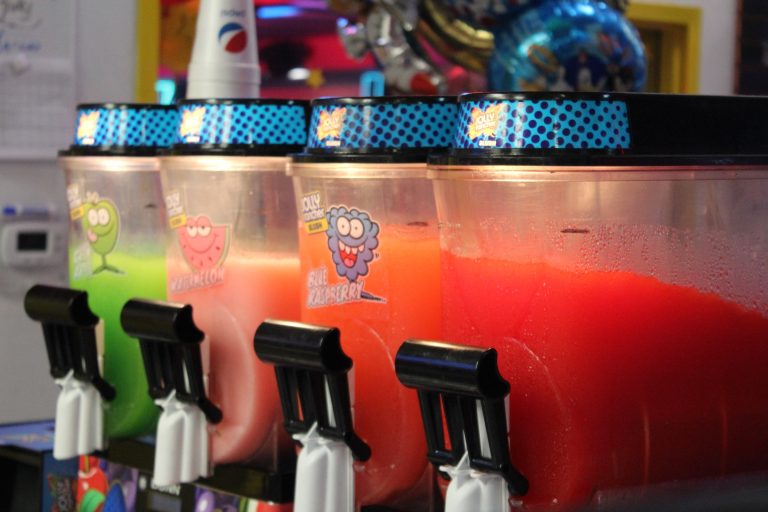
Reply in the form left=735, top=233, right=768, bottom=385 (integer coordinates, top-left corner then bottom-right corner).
left=151, top=335, right=213, bottom=487
left=187, top=0, right=260, bottom=98
left=53, top=370, right=105, bottom=460
left=292, top=422, right=354, bottom=512
left=152, top=390, right=210, bottom=487
left=443, top=452, right=511, bottom=512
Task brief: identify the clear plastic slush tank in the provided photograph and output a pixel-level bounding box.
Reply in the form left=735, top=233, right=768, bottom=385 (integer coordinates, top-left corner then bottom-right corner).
left=58, top=103, right=178, bottom=438
left=429, top=93, right=768, bottom=511
left=289, top=96, right=457, bottom=510
left=160, top=99, right=308, bottom=466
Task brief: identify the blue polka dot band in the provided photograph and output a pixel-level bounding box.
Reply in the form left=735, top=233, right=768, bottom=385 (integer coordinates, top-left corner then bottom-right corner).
left=70, top=104, right=178, bottom=152
left=306, top=97, right=457, bottom=153
left=454, top=94, right=630, bottom=150
left=176, top=99, right=309, bottom=153
left=432, top=93, right=768, bottom=167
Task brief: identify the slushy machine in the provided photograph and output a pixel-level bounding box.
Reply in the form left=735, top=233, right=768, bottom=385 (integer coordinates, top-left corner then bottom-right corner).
left=21, top=91, right=768, bottom=512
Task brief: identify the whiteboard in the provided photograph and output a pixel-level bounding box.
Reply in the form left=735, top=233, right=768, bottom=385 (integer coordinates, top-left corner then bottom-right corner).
left=0, top=0, right=76, bottom=159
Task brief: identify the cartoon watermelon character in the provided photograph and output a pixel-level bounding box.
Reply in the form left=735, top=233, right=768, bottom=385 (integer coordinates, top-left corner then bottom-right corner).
left=177, top=215, right=230, bottom=272
left=81, top=196, right=121, bottom=274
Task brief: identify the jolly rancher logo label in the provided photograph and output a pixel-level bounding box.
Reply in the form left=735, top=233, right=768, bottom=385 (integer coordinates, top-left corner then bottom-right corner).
left=302, top=191, right=329, bottom=234
left=467, top=103, right=506, bottom=146
left=179, top=106, right=205, bottom=144
left=317, top=107, right=346, bottom=147
left=76, top=111, right=100, bottom=145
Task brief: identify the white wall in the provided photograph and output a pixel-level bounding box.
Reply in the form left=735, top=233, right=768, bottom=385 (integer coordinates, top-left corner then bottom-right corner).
left=633, top=0, right=738, bottom=95
left=0, top=0, right=137, bottom=423
left=76, top=0, right=137, bottom=102
left=0, top=164, right=67, bottom=423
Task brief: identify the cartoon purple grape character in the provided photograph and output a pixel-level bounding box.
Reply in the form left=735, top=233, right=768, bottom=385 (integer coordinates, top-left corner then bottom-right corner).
left=326, top=205, right=379, bottom=282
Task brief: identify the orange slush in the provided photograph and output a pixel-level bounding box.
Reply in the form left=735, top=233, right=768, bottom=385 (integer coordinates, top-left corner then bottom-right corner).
left=299, top=223, right=439, bottom=505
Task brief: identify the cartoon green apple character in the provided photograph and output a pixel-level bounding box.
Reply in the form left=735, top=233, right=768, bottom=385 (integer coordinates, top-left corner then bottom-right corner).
left=82, top=198, right=121, bottom=274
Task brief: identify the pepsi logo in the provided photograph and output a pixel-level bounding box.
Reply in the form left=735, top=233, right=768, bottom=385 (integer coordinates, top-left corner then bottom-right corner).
left=218, top=22, right=247, bottom=53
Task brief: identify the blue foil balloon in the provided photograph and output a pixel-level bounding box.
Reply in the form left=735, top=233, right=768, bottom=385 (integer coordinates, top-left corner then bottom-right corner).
left=489, top=0, right=646, bottom=92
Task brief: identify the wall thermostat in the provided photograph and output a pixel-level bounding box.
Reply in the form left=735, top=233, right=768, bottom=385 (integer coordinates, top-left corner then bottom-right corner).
left=0, top=220, right=65, bottom=268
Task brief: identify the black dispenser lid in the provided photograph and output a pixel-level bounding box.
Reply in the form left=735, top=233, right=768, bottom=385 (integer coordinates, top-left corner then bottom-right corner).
left=396, top=339, right=528, bottom=496
left=121, top=299, right=222, bottom=424
left=254, top=320, right=370, bottom=461
left=24, top=284, right=115, bottom=401
left=431, top=92, right=768, bottom=167
left=61, top=103, right=178, bottom=157
left=292, top=96, right=458, bottom=164
left=172, top=98, right=310, bottom=156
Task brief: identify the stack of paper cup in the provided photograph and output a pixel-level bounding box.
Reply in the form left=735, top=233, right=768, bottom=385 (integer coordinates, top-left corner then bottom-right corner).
left=187, top=0, right=260, bottom=98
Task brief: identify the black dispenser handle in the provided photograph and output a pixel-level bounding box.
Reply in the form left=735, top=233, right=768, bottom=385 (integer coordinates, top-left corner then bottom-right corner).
left=395, top=339, right=529, bottom=496
left=254, top=320, right=370, bottom=461
left=23, top=284, right=116, bottom=401
left=121, top=299, right=222, bottom=424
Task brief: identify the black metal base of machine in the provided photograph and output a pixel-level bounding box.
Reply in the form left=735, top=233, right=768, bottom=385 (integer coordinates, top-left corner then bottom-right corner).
left=103, top=437, right=296, bottom=503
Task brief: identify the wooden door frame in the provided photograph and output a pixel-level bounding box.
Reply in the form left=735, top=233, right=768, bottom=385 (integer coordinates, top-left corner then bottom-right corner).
left=627, top=3, right=702, bottom=93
